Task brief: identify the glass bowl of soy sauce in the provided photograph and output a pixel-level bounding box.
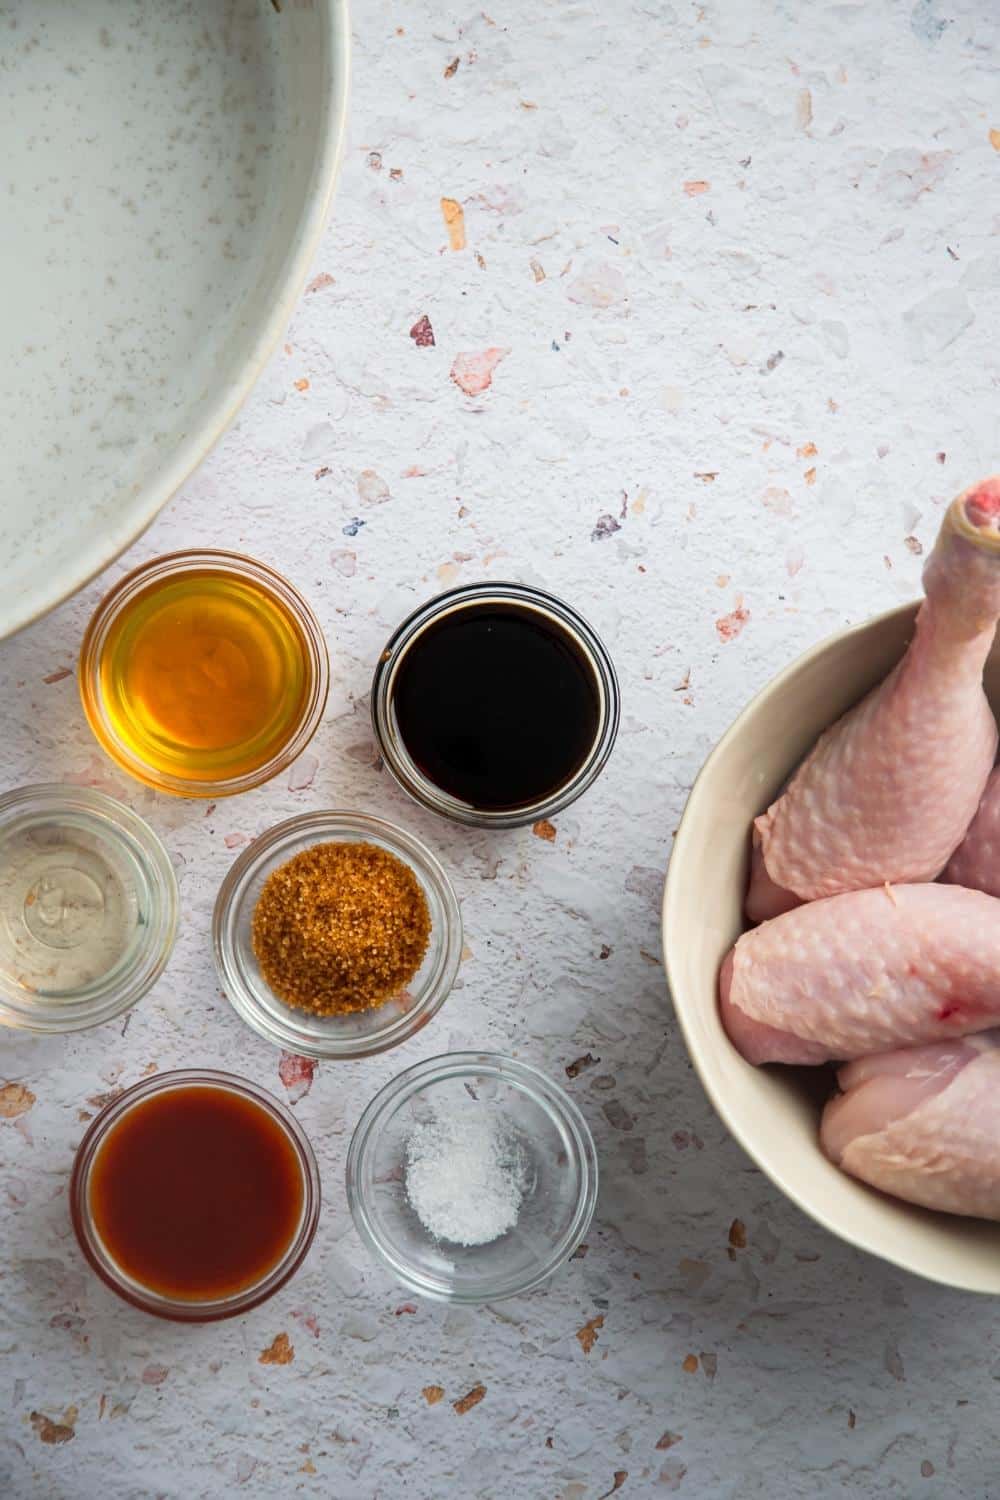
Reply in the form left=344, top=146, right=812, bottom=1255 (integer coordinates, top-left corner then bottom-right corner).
left=371, top=583, right=620, bottom=829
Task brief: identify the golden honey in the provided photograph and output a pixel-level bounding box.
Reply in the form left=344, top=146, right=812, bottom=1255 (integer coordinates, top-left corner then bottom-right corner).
left=81, top=557, right=325, bottom=794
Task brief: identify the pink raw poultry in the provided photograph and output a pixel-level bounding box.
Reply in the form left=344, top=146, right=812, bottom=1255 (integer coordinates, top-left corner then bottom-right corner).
left=942, top=765, right=1000, bottom=897
left=746, top=478, right=1000, bottom=923
left=821, top=1033, right=1000, bottom=1219
left=720, top=883, right=1000, bottom=1065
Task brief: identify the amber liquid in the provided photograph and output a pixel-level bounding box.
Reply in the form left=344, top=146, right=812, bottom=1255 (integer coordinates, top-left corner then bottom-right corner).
left=97, top=569, right=311, bottom=784
left=88, top=1086, right=304, bottom=1301
left=392, top=602, right=601, bottom=810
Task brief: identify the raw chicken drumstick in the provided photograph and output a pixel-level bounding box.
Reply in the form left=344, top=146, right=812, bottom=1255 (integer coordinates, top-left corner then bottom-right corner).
left=720, top=883, right=1000, bottom=1065
left=942, top=766, right=1000, bottom=898
left=821, top=1033, right=1000, bottom=1220
left=747, top=477, right=1000, bottom=923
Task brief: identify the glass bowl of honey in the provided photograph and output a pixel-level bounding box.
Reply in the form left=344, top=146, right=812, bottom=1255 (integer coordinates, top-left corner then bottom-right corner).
left=70, top=1069, right=321, bottom=1321
left=79, top=550, right=329, bottom=798
left=213, top=811, right=463, bottom=1060
left=0, top=784, right=178, bottom=1033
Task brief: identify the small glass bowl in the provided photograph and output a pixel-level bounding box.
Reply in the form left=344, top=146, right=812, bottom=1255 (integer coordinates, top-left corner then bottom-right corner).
left=346, top=1052, right=599, bottom=1303
left=213, top=811, right=462, bottom=1060
left=0, top=784, right=178, bottom=1033
left=371, top=581, right=621, bottom=829
left=79, top=549, right=329, bottom=798
left=70, top=1069, right=320, bottom=1322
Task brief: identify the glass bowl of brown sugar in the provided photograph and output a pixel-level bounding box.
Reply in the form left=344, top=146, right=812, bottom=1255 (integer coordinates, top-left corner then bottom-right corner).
left=212, top=811, right=463, bottom=1060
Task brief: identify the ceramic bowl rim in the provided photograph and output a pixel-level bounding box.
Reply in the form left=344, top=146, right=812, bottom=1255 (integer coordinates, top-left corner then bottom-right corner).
left=5, top=2, right=351, bottom=642
left=658, top=598, right=1000, bottom=1294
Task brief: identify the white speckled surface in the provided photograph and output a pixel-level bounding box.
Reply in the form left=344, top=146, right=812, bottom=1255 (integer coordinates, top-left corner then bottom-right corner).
left=3, top=1, right=1000, bottom=1495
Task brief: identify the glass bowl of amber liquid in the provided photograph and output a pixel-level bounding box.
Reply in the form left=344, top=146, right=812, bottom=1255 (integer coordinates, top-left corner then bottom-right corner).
left=213, top=811, right=463, bottom=1060
left=70, top=1069, right=321, bottom=1321
left=79, top=550, right=329, bottom=798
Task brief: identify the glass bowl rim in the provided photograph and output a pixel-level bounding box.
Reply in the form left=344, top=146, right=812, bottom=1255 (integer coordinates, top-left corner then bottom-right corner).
left=78, top=548, right=330, bottom=799
left=69, top=1067, right=321, bottom=1322
left=370, top=579, right=621, bottom=829
left=345, top=1050, right=600, bottom=1303
left=212, top=809, right=463, bottom=1060
left=0, top=782, right=178, bottom=1032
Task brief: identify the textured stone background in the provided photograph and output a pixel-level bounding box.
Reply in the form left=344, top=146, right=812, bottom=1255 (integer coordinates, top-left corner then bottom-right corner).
left=3, top=0, right=1000, bottom=1495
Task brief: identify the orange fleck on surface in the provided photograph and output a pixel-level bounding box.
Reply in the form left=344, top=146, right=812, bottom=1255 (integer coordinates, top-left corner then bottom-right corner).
left=43, top=667, right=73, bottom=684
left=804, top=467, right=817, bottom=485
left=305, top=272, right=335, bottom=294
left=441, top=197, right=467, bottom=251
left=682, top=1353, right=699, bottom=1375
left=716, top=599, right=750, bottom=642
left=453, top=1383, right=486, bottom=1414
left=444, top=56, right=460, bottom=78
left=299, top=1460, right=317, bottom=1475
left=532, top=819, right=557, bottom=842
left=258, top=1332, right=294, bottom=1366
left=30, top=1408, right=77, bottom=1444
left=0, top=1082, right=36, bottom=1119
left=683, top=180, right=710, bottom=195
left=576, top=1314, right=604, bottom=1354
left=797, top=441, right=818, bottom=458
left=657, top=1431, right=683, bottom=1451
left=728, top=1218, right=747, bottom=1249
left=293, top=378, right=310, bottom=392
left=990, top=128, right=1000, bottom=152
left=423, top=1385, right=445, bottom=1405
left=530, top=257, right=546, bottom=282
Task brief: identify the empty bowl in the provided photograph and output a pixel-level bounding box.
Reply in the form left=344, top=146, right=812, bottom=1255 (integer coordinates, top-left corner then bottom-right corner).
left=664, top=600, right=1000, bottom=1294
left=346, top=1052, right=598, bottom=1302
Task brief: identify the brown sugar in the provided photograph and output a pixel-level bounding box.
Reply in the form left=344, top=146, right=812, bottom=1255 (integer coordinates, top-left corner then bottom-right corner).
left=251, top=841, right=431, bottom=1015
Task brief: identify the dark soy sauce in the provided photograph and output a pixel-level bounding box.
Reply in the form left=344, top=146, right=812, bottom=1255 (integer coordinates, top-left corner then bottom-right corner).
left=391, top=602, right=601, bottom=810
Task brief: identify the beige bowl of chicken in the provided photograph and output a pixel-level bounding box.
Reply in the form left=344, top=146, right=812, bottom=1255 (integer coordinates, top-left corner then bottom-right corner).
left=663, top=600, right=1000, bottom=1293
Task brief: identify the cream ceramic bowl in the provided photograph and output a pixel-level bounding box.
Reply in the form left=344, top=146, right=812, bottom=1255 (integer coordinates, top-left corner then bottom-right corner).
left=664, top=600, right=1000, bottom=1294
left=0, top=0, right=349, bottom=640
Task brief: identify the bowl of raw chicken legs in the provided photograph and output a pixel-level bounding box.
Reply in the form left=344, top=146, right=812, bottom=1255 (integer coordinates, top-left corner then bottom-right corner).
left=664, top=477, right=1000, bottom=1291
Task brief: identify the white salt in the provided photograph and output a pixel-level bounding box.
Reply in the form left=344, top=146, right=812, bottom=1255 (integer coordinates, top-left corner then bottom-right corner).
left=404, top=1098, right=528, bottom=1247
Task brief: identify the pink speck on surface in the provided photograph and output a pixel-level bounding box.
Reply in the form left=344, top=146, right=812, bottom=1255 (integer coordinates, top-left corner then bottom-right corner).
left=330, top=549, right=357, bottom=578
left=305, top=272, right=335, bottom=295
left=567, top=262, right=628, bottom=308
left=683, top=180, right=710, bottom=195
left=716, top=599, right=750, bottom=642
left=287, top=752, right=319, bottom=792
left=450, top=348, right=509, bottom=397
left=278, top=1052, right=316, bottom=1104
left=223, top=833, right=247, bottom=850
left=410, top=314, right=435, bottom=347
left=291, top=1308, right=321, bottom=1338
left=141, top=1364, right=169, bottom=1386
left=786, top=548, right=805, bottom=577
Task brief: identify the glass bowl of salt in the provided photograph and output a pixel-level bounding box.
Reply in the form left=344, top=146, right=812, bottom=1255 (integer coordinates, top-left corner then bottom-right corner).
left=346, top=1051, right=598, bottom=1303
